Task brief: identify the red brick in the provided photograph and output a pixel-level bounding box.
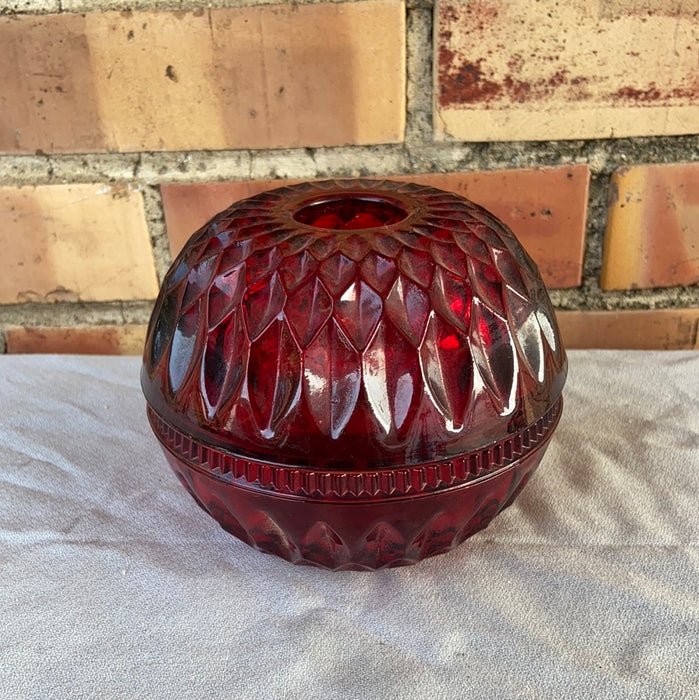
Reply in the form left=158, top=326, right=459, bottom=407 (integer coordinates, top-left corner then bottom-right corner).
left=162, top=166, right=589, bottom=288
left=0, top=184, right=158, bottom=304
left=436, top=1, right=699, bottom=141
left=556, top=309, right=699, bottom=350
left=601, top=163, right=699, bottom=290
left=5, top=325, right=147, bottom=355
left=0, top=2, right=405, bottom=154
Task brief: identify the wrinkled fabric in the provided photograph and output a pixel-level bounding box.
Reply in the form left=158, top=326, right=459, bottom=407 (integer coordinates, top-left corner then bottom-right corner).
left=0, top=352, right=697, bottom=700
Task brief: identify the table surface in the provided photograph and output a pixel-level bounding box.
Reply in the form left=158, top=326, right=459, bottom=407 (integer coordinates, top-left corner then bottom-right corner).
left=1, top=351, right=698, bottom=700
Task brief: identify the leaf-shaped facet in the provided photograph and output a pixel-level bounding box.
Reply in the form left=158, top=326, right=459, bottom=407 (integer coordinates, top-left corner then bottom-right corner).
left=237, top=220, right=285, bottom=240
left=318, top=252, right=356, bottom=297
left=335, top=280, right=383, bottom=351
left=217, top=238, right=254, bottom=273
left=398, top=247, right=435, bottom=288
left=252, top=228, right=299, bottom=251
left=363, top=522, right=406, bottom=567
left=430, top=239, right=469, bottom=277
left=247, top=319, right=301, bottom=436
left=201, top=309, right=247, bottom=418
left=470, top=298, right=518, bottom=416
left=304, top=321, right=361, bottom=439
left=412, top=512, right=457, bottom=557
left=491, top=248, right=529, bottom=298
left=285, top=277, right=333, bottom=348
left=166, top=259, right=189, bottom=291
left=243, top=271, right=286, bottom=341
left=339, top=234, right=372, bottom=262
left=248, top=511, right=296, bottom=561
left=369, top=232, right=402, bottom=258
left=309, top=235, right=337, bottom=261
left=277, top=233, right=314, bottom=259
left=431, top=267, right=472, bottom=333
left=244, top=246, right=283, bottom=287
left=360, top=253, right=397, bottom=294
left=505, top=289, right=545, bottom=383
left=300, top=522, right=349, bottom=568
left=413, top=223, right=451, bottom=242
left=181, top=255, right=219, bottom=311
left=422, top=216, right=470, bottom=233
left=363, top=323, right=422, bottom=435
left=385, top=276, right=430, bottom=345
left=536, top=304, right=564, bottom=367
left=149, top=290, right=178, bottom=371
left=277, top=249, right=318, bottom=292
left=452, top=231, right=491, bottom=264
left=468, top=257, right=505, bottom=317
left=207, top=266, right=246, bottom=330
left=419, top=312, right=472, bottom=427
left=168, top=300, right=201, bottom=393
left=466, top=213, right=506, bottom=247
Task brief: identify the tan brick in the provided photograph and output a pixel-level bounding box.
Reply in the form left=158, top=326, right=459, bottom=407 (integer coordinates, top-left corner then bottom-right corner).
left=556, top=309, right=699, bottom=350
left=436, top=1, right=699, bottom=141
left=0, top=184, right=158, bottom=303
left=5, top=325, right=147, bottom=355
left=0, top=2, right=405, bottom=154
left=601, top=163, right=699, bottom=290
left=161, top=166, right=589, bottom=288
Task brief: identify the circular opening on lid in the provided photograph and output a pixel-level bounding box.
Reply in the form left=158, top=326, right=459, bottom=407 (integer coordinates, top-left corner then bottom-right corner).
left=293, top=195, right=408, bottom=230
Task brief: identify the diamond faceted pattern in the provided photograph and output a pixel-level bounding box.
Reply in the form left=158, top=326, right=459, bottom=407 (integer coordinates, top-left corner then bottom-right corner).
left=207, top=266, right=246, bottom=330
left=181, top=256, right=218, bottom=311
left=217, top=238, right=254, bottom=272
left=278, top=249, right=318, bottom=292
left=491, top=248, right=529, bottom=298
left=452, top=230, right=491, bottom=264
left=247, top=319, right=301, bottom=436
left=150, top=289, right=178, bottom=371
left=385, top=275, right=430, bottom=345
left=506, top=288, right=545, bottom=384
left=431, top=267, right=472, bottom=333
left=419, top=312, right=472, bottom=428
left=468, top=257, right=505, bottom=317
left=143, top=179, right=568, bottom=570
left=363, top=322, right=422, bottom=436
left=245, top=247, right=283, bottom=287
left=318, top=252, right=356, bottom=297
left=285, top=277, right=333, bottom=349
left=338, top=234, right=372, bottom=261
left=168, top=300, right=201, bottom=393
left=243, top=271, right=286, bottom=340
left=143, top=178, right=566, bottom=473
left=201, top=308, right=248, bottom=418
left=304, top=320, right=361, bottom=439
left=360, top=253, right=397, bottom=294
left=470, top=298, right=518, bottom=416
left=430, top=239, right=469, bottom=277
left=334, top=280, right=383, bottom=351
left=398, top=247, right=435, bottom=288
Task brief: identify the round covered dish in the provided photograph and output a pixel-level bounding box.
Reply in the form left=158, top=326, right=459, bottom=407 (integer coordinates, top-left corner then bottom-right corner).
left=142, top=179, right=567, bottom=570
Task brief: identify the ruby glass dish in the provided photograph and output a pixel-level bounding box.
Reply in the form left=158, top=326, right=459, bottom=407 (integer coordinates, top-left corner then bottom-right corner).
left=142, top=179, right=567, bottom=570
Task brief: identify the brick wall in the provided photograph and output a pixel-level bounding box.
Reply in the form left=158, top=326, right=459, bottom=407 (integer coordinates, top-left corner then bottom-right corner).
left=1, top=0, right=697, bottom=355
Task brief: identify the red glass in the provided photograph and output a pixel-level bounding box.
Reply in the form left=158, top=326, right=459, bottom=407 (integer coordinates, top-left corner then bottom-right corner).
left=142, top=180, right=567, bottom=570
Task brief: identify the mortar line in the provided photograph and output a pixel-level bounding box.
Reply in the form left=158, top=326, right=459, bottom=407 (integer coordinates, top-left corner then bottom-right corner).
left=3, top=0, right=380, bottom=15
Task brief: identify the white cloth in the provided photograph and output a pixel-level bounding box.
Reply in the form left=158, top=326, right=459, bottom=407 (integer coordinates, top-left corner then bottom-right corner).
left=0, top=351, right=697, bottom=700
